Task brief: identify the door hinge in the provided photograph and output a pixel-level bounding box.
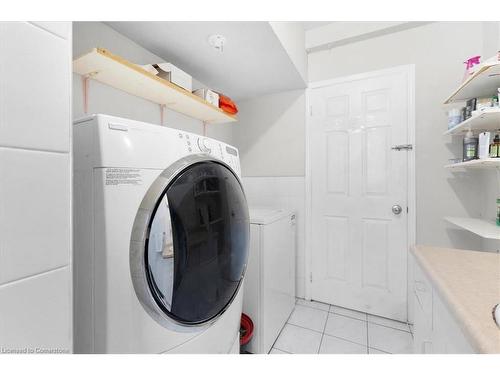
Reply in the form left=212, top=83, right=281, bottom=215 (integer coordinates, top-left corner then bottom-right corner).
left=309, top=105, right=313, bottom=116
left=309, top=272, right=313, bottom=283
left=407, top=206, right=409, bottom=213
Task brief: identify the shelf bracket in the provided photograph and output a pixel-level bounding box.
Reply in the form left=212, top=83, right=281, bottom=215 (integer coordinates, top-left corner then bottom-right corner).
left=82, top=75, right=90, bottom=114
left=82, top=72, right=97, bottom=115
left=159, top=104, right=166, bottom=126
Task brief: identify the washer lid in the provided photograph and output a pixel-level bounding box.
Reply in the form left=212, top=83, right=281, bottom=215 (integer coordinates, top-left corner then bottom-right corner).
left=249, top=208, right=292, bottom=225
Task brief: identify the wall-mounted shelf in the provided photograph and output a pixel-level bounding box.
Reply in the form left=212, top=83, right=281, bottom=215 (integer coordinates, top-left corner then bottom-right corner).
left=444, top=217, right=500, bottom=240
left=73, top=48, right=237, bottom=124
left=445, top=158, right=500, bottom=170
left=444, top=109, right=500, bottom=136
left=444, top=61, right=500, bottom=104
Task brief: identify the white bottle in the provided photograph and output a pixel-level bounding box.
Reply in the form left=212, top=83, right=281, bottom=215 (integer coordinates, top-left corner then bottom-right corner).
left=478, top=132, right=492, bottom=159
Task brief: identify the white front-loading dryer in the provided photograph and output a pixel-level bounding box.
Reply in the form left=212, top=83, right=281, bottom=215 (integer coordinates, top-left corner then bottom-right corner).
left=73, top=114, right=249, bottom=353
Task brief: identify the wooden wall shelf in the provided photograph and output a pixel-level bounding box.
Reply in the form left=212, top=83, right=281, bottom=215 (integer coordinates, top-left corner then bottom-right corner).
left=444, top=61, right=500, bottom=104
left=73, top=48, right=237, bottom=124
left=444, top=109, right=500, bottom=136
left=444, top=217, right=500, bottom=240
left=444, top=158, right=500, bottom=170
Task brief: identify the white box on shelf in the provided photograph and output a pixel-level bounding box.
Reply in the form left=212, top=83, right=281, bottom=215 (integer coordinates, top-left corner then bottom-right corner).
left=153, top=63, right=192, bottom=92
left=193, top=89, right=220, bottom=107
left=139, top=64, right=159, bottom=75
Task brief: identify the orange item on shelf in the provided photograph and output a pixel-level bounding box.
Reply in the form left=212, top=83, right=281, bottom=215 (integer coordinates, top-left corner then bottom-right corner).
left=218, top=93, right=238, bottom=115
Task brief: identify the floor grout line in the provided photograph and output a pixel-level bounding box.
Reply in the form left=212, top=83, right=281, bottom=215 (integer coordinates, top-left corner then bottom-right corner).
left=295, top=299, right=331, bottom=313
left=369, top=346, right=392, bottom=354
left=317, top=307, right=331, bottom=354
left=298, top=299, right=410, bottom=327
left=322, top=332, right=368, bottom=348
left=367, top=320, right=412, bottom=334
left=272, top=348, right=293, bottom=354
left=286, top=321, right=325, bottom=334
left=329, top=311, right=367, bottom=322
left=270, top=306, right=298, bottom=352
left=275, top=300, right=413, bottom=354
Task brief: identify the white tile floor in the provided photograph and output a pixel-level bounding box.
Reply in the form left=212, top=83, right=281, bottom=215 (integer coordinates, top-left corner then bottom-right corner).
left=271, top=299, right=413, bottom=354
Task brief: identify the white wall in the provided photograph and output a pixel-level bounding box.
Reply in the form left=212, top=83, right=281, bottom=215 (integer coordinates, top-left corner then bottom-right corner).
left=0, top=22, right=72, bottom=353
left=72, top=22, right=232, bottom=144
left=233, top=89, right=306, bottom=177
left=269, top=22, right=308, bottom=83
left=308, top=21, right=499, bottom=250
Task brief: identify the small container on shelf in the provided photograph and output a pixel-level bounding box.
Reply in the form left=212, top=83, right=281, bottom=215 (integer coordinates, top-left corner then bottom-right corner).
left=478, top=132, right=493, bottom=159
left=152, top=63, right=193, bottom=92
left=447, top=108, right=462, bottom=129
left=464, top=98, right=477, bottom=119
left=463, top=129, right=479, bottom=161
left=489, top=133, right=500, bottom=158
left=497, top=198, right=500, bottom=226
left=192, top=88, right=220, bottom=107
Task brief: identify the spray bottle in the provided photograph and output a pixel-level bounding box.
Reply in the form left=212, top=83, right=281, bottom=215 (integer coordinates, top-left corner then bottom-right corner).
left=463, top=56, right=481, bottom=82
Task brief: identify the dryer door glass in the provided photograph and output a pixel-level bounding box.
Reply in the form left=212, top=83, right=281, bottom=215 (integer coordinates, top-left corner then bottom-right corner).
left=146, top=161, right=249, bottom=325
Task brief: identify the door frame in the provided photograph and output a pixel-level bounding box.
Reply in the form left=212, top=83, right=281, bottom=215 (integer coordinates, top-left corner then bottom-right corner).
left=304, top=65, right=416, bottom=314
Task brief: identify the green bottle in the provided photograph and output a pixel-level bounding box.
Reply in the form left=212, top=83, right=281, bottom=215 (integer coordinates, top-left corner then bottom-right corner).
left=497, top=198, right=500, bottom=226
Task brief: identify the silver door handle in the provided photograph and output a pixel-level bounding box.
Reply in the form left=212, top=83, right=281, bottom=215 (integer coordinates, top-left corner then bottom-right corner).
left=391, top=144, right=413, bottom=151
left=392, top=205, right=403, bottom=215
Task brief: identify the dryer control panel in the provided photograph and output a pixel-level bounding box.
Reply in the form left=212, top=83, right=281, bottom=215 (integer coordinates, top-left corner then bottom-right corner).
left=176, top=131, right=241, bottom=176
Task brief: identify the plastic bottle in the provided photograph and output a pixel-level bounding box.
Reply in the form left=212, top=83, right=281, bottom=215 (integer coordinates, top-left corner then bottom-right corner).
left=497, top=198, right=500, bottom=226
left=489, top=134, right=500, bottom=158
left=463, top=56, right=481, bottom=82
left=463, top=129, right=478, bottom=161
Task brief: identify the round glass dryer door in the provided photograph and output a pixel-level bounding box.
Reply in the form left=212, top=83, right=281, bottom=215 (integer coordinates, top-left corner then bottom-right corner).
left=141, top=159, right=249, bottom=326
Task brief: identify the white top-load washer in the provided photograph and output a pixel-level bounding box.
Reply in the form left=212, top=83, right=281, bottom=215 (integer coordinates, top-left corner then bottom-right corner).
left=73, top=114, right=249, bottom=353
left=243, top=208, right=296, bottom=354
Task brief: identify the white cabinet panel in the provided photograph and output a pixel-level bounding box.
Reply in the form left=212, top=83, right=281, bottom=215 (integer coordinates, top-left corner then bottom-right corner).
left=0, top=22, right=70, bottom=152
left=0, top=267, right=71, bottom=352
left=412, top=262, right=433, bottom=353
left=413, top=261, right=432, bottom=316
left=411, top=254, right=475, bottom=354
left=413, top=293, right=433, bottom=353
left=0, top=148, right=70, bottom=283
left=432, top=293, right=475, bottom=354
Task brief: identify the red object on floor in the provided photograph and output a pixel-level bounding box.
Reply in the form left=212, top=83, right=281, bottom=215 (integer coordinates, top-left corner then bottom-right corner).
left=240, top=313, right=254, bottom=346
left=219, top=93, right=238, bottom=115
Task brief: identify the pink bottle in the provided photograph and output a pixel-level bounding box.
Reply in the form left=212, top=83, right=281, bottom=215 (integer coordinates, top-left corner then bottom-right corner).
left=463, top=56, right=481, bottom=82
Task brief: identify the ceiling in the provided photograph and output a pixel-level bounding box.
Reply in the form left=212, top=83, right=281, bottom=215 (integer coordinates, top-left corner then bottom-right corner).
left=106, top=22, right=306, bottom=101
left=301, top=21, right=333, bottom=31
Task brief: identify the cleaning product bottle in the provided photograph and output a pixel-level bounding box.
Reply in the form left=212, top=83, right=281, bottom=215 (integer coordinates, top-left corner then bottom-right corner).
left=489, top=134, right=500, bottom=158
left=463, top=129, right=478, bottom=161
left=497, top=198, right=500, bottom=226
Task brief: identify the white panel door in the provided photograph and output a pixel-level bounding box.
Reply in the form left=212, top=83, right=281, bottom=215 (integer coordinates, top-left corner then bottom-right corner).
left=309, top=67, right=412, bottom=321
